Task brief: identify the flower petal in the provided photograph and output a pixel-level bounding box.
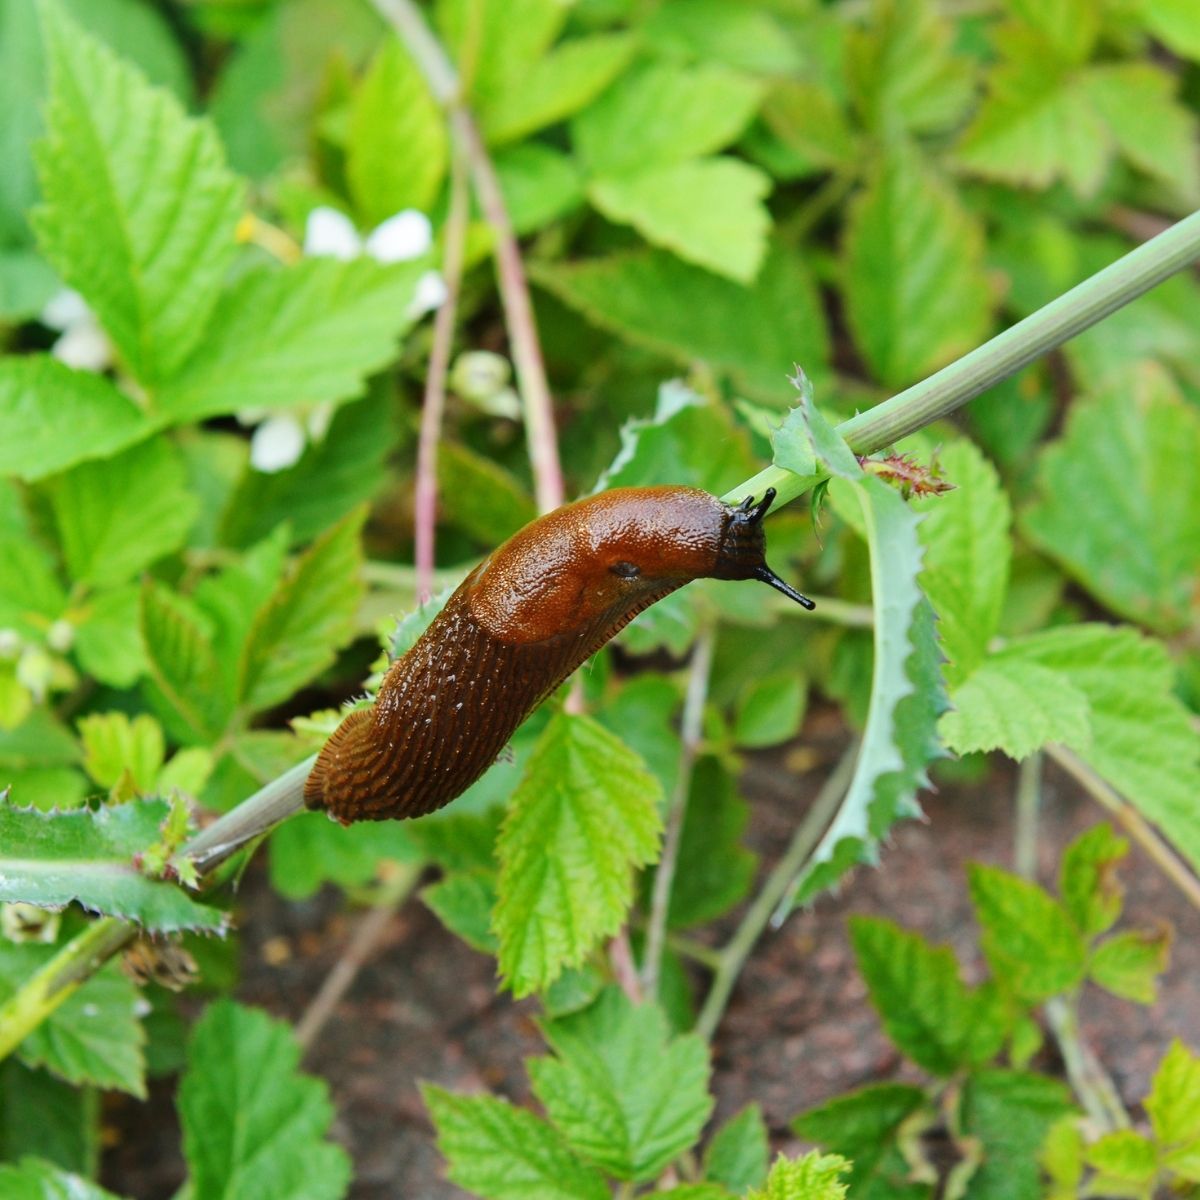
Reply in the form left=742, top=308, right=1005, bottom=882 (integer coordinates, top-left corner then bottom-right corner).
left=304, top=206, right=363, bottom=260
left=250, top=414, right=307, bottom=473
left=365, top=209, right=433, bottom=262
left=407, top=269, right=448, bottom=318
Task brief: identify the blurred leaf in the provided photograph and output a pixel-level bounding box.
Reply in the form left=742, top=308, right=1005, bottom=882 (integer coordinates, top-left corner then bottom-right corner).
left=643, top=0, right=801, bottom=73
left=179, top=1000, right=350, bottom=1200
left=968, top=863, right=1087, bottom=1001
left=594, top=676, right=682, bottom=801
left=1022, top=367, right=1200, bottom=634
left=0, top=534, right=66, bottom=639
left=760, top=82, right=857, bottom=174
left=535, top=246, right=827, bottom=402
left=424, top=1083, right=609, bottom=1200
left=159, top=258, right=423, bottom=422
left=347, top=37, right=447, bottom=224
left=78, top=712, right=164, bottom=792
left=32, top=1, right=243, bottom=385
left=0, top=797, right=226, bottom=932
left=1089, top=928, right=1170, bottom=1004
left=1059, top=823, right=1127, bottom=938
left=1008, top=0, right=1099, bottom=63
left=747, top=1153, right=850, bottom=1200
left=0, top=710, right=79, bottom=771
left=495, top=143, right=584, bottom=235
left=734, top=671, right=806, bottom=748
left=438, top=440, right=537, bottom=545
left=1146, top=1040, right=1200, bottom=1159
left=494, top=713, right=662, bottom=997
left=0, top=249, right=57, bottom=321
left=72, top=584, right=146, bottom=688
left=843, top=146, right=991, bottom=387
left=1085, top=1130, right=1157, bottom=1189
left=422, top=870, right=499, bottom=954
left=45, top=440, right=198, bottom=591
left=705, top=1105, right=769, bottom=1193
left=589, top=157, right=771, bottom=283
left=528, top=987, right=712, bottom=1181
left=0, top=944, right=144, bottom=1097
left=0, top=1059, right=96, bottom=1177
left=0, top=1158, right=120, bottom=1199
left=1141, top=0, right=1200, bottom=59
left=793, top=1084, right=932, bottom=1200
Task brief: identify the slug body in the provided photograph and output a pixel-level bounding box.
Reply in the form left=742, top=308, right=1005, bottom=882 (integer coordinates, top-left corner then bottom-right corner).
left=304, top=485, right=811, bottom=823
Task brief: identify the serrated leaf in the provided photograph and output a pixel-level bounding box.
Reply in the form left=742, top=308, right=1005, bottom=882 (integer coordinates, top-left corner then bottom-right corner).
left=424, top=1083, right=609, bottom=1200
left=0, top=1158, right=121, bottom=1199
left=747, top=1152, right=851, bottom=1200
left=572, top=61, right=763, bottom=177
left=644, top=0, right=803, bottom=74
left=1085, top=1129, right=1158, bottom=1184
left=0, top=797, right=226, bottom=931
left=589, top=157, right=771, bottom=283
left=849, top=916, right=1006, bottom=1075
left=0, top=943, right=144, bottom=1096
left=1090, top=928, right=1170, bottom=1004
left=1059, top=823, right=1127, bottom=937
left=1147, top=1040, right=1200, bottom=1153
left=913, top=441, right=1010, bottom=687
left=78, top=712, right=164, bottom=792
left=939, top=656, right=1091, bottom=761
left=158, top=257, right=422, bottom=422
left=32, top=0, right=243, bottom=384
left=968, top=863, right=1087, bottom=1001
left=493, top=713, right=662, bottom=997
left=705, top=1105, right=769, bottom=1193
left=346, top=37, right=447, bottom=224
left=0, top=1059, right=96, bottom=1176
left=772, top=399, right=945, bottom=911
left=793, top=1083, right=931, bottom=1200
left=0, top=357, right=152, bottom=483
left=1022, top=367, right=1200, bottom=634
left=534, top=245, right=827, bottom=403
left=422, top=870, right=499, bottom=954
left=179, top=999, right=350, bottom=1200
left=529, top=987, right=713, bottom=1181
left=237, top=507, right=366, bottom=714
left=843, top=145, right=991, bottom=387
left=1008, top=0, right=1099, bottom=63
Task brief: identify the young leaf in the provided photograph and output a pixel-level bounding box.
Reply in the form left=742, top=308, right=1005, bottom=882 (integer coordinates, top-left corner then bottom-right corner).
left=33, top=0, right=244, bottom=384
left=968, top=863, right=1087, bottom=1001
left=588, top=157, right=771, bottom=283
left=346, top=37, right=447, bottom=224
left=528, top=987, right=713, bottom=1182
left=772, top=397, right=946, bottom=912
left=158, top=257, right=424, bottom=422
left=423, top=1084, right=609, bottom=1200
left=78, top=712, right=165, bottom=792
left=493, top=713, right=662, bottom=997
left=793, top=1083, right=931, bottom=1200
left=1089, top=928, right=1171, bottom=1004
left=0, top=1158, right=121, bottom=1199
left=843, top=146, right=991, bottom=387
left=849, top=916, right=1005, bottom=1075
left=237, top=507, right=366, bottom=714
left=705, top=1104, right=769, bottom=1194
left=1022, top=366, right=1200, bottom=634
left=179, top=1000, right=350, bottom=1200
left=734, top=671, right=806, bottom=749
left=0, top=944, right=145, bottom=1097
left=1059, top=823, right=1128, bottom=937
left=421, top=870, right=499, bottom=954
left=1084, top=1130, right=1158, bottom=1187
left=747, top=1152, right=851, bottom=1200
left=0, top=357, right=151, bottom=483
left=1146, top=1041, right=1200, bottom=1162
left=44, top=439, right=199, bottom=591
left=0, top=798, right=227, bottom=932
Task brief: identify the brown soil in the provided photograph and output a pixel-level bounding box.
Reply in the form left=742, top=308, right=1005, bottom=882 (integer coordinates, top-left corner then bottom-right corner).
left=101, top=709, right=1200, bottom=1198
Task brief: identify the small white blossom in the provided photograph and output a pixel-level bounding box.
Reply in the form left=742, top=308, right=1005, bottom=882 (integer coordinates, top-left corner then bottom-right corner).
left=250, top=414, right=307, bottom=473
left=365, top=210, right=433, bottom=262
left=408, top=269, right=448, bottom=319
left=303, top=206, right=362, bottom=260
left=40, top=289, right=113, bottom=373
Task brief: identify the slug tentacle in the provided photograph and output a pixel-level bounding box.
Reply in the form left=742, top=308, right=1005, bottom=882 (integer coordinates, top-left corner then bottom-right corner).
left=304, top=485, right=812, bottom=823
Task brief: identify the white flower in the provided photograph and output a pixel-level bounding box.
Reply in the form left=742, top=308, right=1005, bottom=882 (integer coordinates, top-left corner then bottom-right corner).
left=40, top=289, right=113, bottom=372
left=304, top=205, right=432, bottom=264
left=408, top=269, right=448, bottom=319
left=250, top=414, right=308, bottom=473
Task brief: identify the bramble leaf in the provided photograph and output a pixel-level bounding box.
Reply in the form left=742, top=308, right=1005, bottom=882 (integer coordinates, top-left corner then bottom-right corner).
left=422, top=870, right=499, bottom=954
left=705, top=1105, right=769, bottom=1193
left=747, top=1152, right=851, bottom=1200
left=1059, top=823, right=1128, bottom=937
left=0, top=1158, right=122, bottom=1199
left=1089, top=928, right=1170, bottom=1004
left=1146, top=1040, right=1200, bottom=1161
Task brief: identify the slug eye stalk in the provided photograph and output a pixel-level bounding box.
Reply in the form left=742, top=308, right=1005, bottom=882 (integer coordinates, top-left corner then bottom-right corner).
left=754, top=564, right=817, bottom=610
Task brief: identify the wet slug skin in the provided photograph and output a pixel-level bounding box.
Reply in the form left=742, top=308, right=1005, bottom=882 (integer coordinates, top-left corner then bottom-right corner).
left=304, top=486, right=813, bottom=823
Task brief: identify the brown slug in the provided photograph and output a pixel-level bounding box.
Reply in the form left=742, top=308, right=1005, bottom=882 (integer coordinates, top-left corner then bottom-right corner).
left=304, top=485, right=813, bottom=823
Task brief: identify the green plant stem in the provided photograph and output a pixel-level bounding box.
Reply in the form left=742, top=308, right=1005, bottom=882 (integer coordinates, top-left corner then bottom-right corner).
left=1014, top=752, right=1042, bottom=881
left=641, top=623, right=716, bottom=998
left=724, top=209, right=1200, bottom=510
left=1044, top=994, right=1130, bottom=1132
left=695, top=741, right=859, bottom=1041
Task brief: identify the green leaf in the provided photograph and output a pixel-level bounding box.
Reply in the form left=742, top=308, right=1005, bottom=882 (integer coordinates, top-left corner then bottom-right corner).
left=346, top=37, right=447, bottom=224
left=44, top=439, right=198, bottom=590
left=1040, top=1114, right=1085, bottom=1196
left=572, top=61, right=763, bottom=177
left=1084, top=1130, right=1158, bottom=1185
left=849, top=916, right=1005, bottom=1074
left=158, top=257, right=423, bottom=422
left=533, top=244, right=828, bottom=403
left=483, top=32, right=635, bottom=145
left=78, top=712, right=164, bottom=792
left=1001, top=623, right=1200, bottom=873
left=1146, top=1040, right=1200, bottom=1156
left=1141, top=0, right=1200, bottom=60
left=1022, top=367, right=1200, bottom=634
left=940, top=656, right=1091, bottom=761
left=589, top=157, right=771, bottom=283
left=32, top=0, right=244, bottom=385
left=72, top=584, right=146, bottom=688
left=0, top=1059, right=97, bottom=1176
left=0, top=533, right=65, bottom=641
left=0, top=797, right=227, bottom=931
left=438, top=440, right=538, bottom=546
left=747, top=1152, right=851, bottom=1200
left=968, top=863, right=1087, bottom=1001
left=0, top=1158, right=121, bottom=1200
left=495, top=143, right=584, bottom=235
left=705, top=1105, right=769, bottom=1193
left=1090, top=928, right=1171, bottom=1004
left=761, top=82, right=857, bottom=175
left=238, top=507, right=366, bottom=713
left=0, top=943, right=144, bottom=1096
left=424, top=1083, right=609, bottom=1200
left=643, top=0, right=803, bottom=74
left=772, top=398, right=945, bottom=910
left=494, top=712, right=662, bottom=997
left=0, top=357, right=152, bottom=483
left=959, top=1070, right=1075, bottom=1200
left=528, top=987, right=712, bottom=1181
left=422, top=870, right=499, bottom=954
left=1059, top=823, right=1128, bottom=937
left=913, top=441, right=1011, bottom=687
left=179, top=999, right=350, bottom=1200
left=0, top=249, right=58, bottom=321
left=1008, top=0, right=1099, bottom=63
left=843, top=145, right=991, bottom=387
left=793, top=1083, right=931, bottom=1200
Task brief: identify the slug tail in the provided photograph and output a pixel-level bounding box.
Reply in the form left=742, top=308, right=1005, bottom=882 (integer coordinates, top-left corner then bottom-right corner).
left=303, top=706, right=376, bottom=819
